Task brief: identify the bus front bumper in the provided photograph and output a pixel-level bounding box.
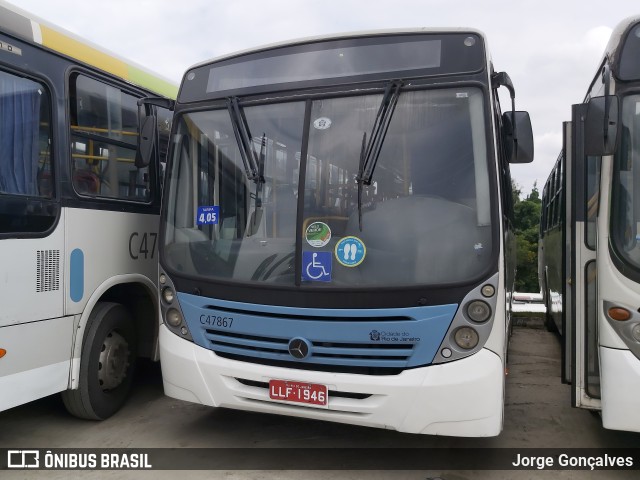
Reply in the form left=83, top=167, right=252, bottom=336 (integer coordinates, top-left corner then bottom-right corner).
left=159, top=324, right=504, bottom=437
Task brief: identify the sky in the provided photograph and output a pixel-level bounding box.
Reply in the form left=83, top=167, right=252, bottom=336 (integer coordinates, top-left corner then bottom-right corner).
left=7, top=0, right=640, bottom=196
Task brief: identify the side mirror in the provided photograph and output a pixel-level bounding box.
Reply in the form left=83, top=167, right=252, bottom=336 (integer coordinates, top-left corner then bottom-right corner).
left=135, top=113, right=156, bottom=168
left=584, top=95, right=619, bottom=156
left=135, top=97, right=175, bottom=168
left=503, top=111, right=534, bottom=164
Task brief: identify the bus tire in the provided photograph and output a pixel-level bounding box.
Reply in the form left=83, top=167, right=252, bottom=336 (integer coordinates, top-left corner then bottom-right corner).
left=544, top=310, right=558, bottom=333
left=542, top=275, right=558, bottom=334
left=62, top=302, right=137, bottom=420
left=543, top=293, right=558, bottom=334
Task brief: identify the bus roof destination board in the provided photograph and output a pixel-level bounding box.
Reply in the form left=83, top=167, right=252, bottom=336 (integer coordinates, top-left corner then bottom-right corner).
left=180, top=31, right=485, bottom=102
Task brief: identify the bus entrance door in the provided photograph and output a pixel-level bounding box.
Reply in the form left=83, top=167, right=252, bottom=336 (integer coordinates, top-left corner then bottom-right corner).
left=569, top=103, right=601, bottom=411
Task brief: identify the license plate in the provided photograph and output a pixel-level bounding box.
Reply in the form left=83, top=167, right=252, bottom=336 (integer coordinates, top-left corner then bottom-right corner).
left=268, top=379, right=328, bottom=408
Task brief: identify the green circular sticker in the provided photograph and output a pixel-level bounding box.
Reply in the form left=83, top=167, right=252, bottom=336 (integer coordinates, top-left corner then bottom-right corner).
left=305, top=222, right=332, bottom=248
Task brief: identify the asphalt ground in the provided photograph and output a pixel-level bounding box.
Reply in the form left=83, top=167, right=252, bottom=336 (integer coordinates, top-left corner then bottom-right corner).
left=1, top=322, right=639, bottom=479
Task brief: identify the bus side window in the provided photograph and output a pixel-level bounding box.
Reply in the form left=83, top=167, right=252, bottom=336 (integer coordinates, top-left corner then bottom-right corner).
left=0, top=70, right=53, bottom=199
left=0, top=69, right=55, bottom=235
left=69, top=74, right=151, bottom=202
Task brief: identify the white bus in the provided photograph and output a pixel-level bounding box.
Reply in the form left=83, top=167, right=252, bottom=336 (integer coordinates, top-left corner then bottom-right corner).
left=539, top=16, right=640, bottom=432
left=0, top=1, right=176, bottom=419
left=149, top=29, right=533, bottom=436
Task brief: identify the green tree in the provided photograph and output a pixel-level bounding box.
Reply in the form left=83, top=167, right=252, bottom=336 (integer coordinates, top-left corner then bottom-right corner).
left=513, top=182, right=541, bottom=292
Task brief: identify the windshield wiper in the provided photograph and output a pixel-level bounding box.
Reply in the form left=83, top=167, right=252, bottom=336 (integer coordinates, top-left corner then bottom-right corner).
left=227, top=97, right=266, bottom=236
left=227, top=96, right=262, bottom=183
left=356, top=80, right=402, bottom=230
left=249, top=133, right=267, bottom=235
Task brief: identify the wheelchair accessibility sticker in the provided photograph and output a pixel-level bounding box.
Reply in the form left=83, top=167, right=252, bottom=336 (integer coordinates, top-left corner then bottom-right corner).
left=302, top=251, right=332, bottom=282
left=335, top=236, right=366, bottom=267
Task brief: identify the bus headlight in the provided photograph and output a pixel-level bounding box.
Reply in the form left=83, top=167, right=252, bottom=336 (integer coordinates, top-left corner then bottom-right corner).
left=454, top=327, right=479, bottom=349
left=466, top=300, right=491, bottom=323
left=166, top=308, right=183, bottom=327
left=162, top=287, right=175, bottom=304
left=432, top=273, right=498, bottom=364
left=481, top=284, right=495, bottom=297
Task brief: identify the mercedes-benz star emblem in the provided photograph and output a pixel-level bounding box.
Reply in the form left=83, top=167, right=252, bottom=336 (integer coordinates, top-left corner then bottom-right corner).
left=288, top=337, right=310, bottom=359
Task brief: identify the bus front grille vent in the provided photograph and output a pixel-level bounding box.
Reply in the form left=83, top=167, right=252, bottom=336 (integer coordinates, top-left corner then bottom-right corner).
left=204, top=328, right=415, bottom=375
left=36, top=250, right=60, bottom=292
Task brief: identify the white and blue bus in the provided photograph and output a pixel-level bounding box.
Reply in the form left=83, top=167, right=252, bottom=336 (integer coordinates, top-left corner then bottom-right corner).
left=152, top=29, right=533, bottom=436
left=539, top=16, right=640, bottom=432
left=0, top=1, right=176, bottom=419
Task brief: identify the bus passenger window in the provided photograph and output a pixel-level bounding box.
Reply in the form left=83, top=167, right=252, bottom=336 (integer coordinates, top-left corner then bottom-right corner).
left=0, top=70, right=52, bottom=198
left=69, top=74, right=151, bottom=201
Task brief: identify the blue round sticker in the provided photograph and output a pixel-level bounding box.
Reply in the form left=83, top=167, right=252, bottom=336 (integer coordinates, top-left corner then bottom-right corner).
left=335, top=236, right=366, bottom=267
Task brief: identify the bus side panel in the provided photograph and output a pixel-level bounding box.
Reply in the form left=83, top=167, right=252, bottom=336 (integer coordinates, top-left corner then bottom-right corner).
left=596, top=152, right=633, bottom=351
left=0, top=209, right=72, bottom=412
left=0, top=211, right=65, bottom=328
left=600, top=347, right=640, bottom=432
left=0, top=315, right=74, bottom=411
left=597, top=187, right=640, bottom=426
left=542, top=225, right=563, bottom=334
left=63, top=207, right=159, bottom=316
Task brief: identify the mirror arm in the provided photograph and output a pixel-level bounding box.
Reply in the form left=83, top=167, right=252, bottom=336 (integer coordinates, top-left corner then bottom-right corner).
left=492, top=71, right=518, bottom=143
left=137, top=97, right=175, bottom=111
left=493, top=71, right=522, bottom=162
left=602, top=64, right=611, bottom=143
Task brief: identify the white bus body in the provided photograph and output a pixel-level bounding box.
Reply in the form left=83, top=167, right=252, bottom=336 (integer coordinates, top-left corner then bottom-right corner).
left=539, top=15, right=640, bottom=432
left=155, top=29, right=533, bottom=436
left=0, top=1, right=176, bottom=419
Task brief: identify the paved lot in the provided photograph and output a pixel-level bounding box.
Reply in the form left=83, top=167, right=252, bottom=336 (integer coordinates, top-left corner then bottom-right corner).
left=1, top=324, right=640, bottom=479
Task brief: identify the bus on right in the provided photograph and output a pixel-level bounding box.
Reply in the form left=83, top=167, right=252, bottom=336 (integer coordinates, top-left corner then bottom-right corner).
left=539, top=15, right=640, bottom=432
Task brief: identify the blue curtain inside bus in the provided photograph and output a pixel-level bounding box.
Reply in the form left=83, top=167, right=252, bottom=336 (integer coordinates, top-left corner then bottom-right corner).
left=0, top=70, right=42, bottom=196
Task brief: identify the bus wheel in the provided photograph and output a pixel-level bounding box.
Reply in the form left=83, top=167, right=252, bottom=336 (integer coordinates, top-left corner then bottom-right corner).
left=544, top=297, right=558, bottom=334
left=62, top=302, right=137, bottom=420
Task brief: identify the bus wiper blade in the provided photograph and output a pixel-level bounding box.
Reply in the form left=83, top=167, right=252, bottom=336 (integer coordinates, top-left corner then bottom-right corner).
left=356, top=80, right=402, bottom=230
left=356, top=131, right=367, bottom=231
left=227, top=96, right=261, bottom=183
left=249, top=133, right=267, bottom=234
left=227, top=97, right=266, bottom=236
left=358, top=80, right=402, bottom=186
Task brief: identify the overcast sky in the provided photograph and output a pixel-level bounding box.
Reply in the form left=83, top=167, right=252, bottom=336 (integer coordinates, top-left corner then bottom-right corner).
left=8, top=0, right=640, bottom=196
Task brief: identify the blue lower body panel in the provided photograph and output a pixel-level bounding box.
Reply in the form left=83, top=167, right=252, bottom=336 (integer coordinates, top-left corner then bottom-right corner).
left=178, top=293, right=458, bottom=372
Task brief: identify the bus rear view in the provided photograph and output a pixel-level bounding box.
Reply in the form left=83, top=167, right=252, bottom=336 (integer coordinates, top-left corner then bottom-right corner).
left=156, top=30, right=532, bottom=436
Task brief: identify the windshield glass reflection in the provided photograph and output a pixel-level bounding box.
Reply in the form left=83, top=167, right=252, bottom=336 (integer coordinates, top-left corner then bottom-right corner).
left=163, top=87, right=493, bottom=287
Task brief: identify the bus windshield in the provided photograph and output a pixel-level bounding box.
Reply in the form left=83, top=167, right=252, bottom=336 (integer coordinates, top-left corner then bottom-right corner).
left=612, top=94, right=640, bottom=270
left=163, top=87, right=493, bottom=288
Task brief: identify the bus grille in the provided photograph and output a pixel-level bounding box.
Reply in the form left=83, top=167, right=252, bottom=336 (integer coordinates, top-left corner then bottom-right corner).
left=203, top=326, right=415, bottom=373
left=178, top=292, right=458, bottom=376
